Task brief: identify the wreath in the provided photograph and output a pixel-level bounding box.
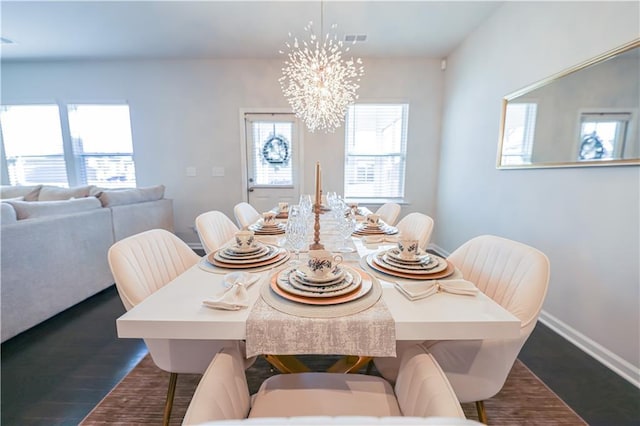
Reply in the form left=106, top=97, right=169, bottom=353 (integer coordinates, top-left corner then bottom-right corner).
left=579, top=132, right=605, bottom=160
left=262, top=135, right=290, bottom=164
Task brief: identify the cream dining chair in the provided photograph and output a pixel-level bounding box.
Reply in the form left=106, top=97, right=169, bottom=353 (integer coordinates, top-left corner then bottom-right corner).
left=182, top=344, right=477, bottom=426
left=108, top=229, right=254, bottom=426
left=196, top=210, right=239, bottom=254
left=395, top=212, right=434, bottom=250
left=234, top=202, right=261, bottom=230
left=375, top=202, right=402, bottom=226
left=374, top=235, right=550, bottom=424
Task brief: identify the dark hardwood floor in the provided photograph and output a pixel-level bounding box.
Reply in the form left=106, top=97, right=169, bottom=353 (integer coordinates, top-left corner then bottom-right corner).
left=2, top=285, right=639, bottom=425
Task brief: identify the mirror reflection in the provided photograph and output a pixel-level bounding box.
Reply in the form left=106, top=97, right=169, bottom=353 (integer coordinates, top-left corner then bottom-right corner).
left=498, top=39, right=640, bottom=169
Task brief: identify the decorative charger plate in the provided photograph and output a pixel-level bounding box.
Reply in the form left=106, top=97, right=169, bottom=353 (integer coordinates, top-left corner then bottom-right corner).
left=374, top=251, right=449, bottom=274
left=288, top=270, right=355, bottom=293
left=385, top=247, right=431, bottom=263
left=270, top=267, right=373, bottom=305
left=217, top=245, right=271, bottom=261
left=366, top=252, right=455, bottom=280
left=249, top=223, right=286, bottom=235
left=353, top=223, right=398, bottom=236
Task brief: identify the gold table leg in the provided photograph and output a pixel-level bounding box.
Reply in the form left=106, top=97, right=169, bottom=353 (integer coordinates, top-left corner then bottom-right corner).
left=264, top=355, right=311, bottom=373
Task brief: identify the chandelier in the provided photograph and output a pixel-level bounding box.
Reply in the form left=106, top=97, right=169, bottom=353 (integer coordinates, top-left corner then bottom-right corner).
left=279, top=5, right=364, bottom=133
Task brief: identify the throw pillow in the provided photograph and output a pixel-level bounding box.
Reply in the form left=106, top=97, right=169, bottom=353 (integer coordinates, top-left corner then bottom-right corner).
left=7, top=197, right=102, bottom=220
left=38, top=185, right=95, bottom=201
left=0, top=185, right=43, bottom=201
left=98, top=185, right=166, bottom=207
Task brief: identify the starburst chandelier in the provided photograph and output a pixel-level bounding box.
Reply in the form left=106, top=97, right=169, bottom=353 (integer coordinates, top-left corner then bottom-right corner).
left=279, top=4, right=364, bottom=133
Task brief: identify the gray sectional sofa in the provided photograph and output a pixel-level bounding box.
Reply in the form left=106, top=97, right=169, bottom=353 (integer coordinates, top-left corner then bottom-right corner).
left=0, top=184, right=174, bottom=342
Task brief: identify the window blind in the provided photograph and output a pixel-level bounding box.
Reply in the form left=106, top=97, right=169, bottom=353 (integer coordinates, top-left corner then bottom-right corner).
left=0, top=105, right=69, bottom=186
left=344, top=104, right=408, bottom=199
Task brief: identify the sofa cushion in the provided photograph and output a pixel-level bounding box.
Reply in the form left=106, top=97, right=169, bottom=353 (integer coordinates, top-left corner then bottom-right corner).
left=38, top=185, right=95, bottom=201
left=97, top=185, right=165, bottom=207
left=7, top=197, right=102, bottom=220
left=0, top=185, right=43, bottom=201
left=1, top=202, right=18, bottom=224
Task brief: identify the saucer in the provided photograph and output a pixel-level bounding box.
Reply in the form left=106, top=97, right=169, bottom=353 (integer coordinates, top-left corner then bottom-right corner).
left=294, top=266, right=345, bottom=285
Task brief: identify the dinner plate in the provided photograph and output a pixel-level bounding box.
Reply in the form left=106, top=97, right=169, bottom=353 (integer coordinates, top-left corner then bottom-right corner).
left=224, top=244, right=265, bottom=256
left=208, top=247, right=288, bottom=269
left=288, top=269, right=356, bottom=293
left=366, top=252, right=455, bottom=280
left=380, top=254, right=441, bottom=271
left=374, top=251, right=449, bottom=274
left=353, top=224, right=398, bottom=236
left=294, top=266, right=345, bottom=285
left=385, top=247, right=431, bottom=263
left=211, top=245, right=279, bottom=264
left=277, top=268, right=360, bottom=298
left=219, top=245, right=270, bottom=260
left=269, top=267, right=373, bottom=305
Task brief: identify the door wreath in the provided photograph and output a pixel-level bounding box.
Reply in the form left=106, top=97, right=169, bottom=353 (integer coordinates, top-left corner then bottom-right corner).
left=262, top=135, right=290, bottom=164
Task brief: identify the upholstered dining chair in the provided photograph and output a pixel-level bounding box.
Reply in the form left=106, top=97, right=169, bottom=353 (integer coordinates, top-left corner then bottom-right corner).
left=196, top=210, right=239, bottom=254
left=182, top=344, right=477, bottom=426
left=374, top=235, right=550, bottom=424
left=375, top=202, right=402, bottom=226
left=108, top=229, right=254, bottom=426
left=395, top=212, right=434, bottom=250
left=234, top=202, right=261, bottom=230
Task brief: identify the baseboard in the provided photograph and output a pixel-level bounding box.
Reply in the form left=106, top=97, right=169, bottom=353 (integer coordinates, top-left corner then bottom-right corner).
left=427, top=243, right=450, bottom=257
left=188, top=242, right=203, bottom=251
left=539, top=311, right=640, bottom=389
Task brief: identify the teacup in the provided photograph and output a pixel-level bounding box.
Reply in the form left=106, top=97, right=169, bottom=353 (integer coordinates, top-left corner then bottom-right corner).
left=306, top=249, right=343, bottom=279
left=398, top=238, right=420, bottom=260
left=366, top=214, right=381, bottom=227
left=234, top=230, right=256, bottom=251
left=278, top=202, right=289, bottom=213
left=262, top=211, right=277, bottom=225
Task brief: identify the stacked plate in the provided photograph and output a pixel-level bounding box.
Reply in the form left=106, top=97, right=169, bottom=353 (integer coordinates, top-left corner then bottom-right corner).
left=207, top=242, right=289, bottom=269
left=271, top=265, right=373, bottom=305
left=366, top=248, right=455, bottom=280
left=249, top=220, right=286, bottom=235
left=352, top=221, right=398, bottom=237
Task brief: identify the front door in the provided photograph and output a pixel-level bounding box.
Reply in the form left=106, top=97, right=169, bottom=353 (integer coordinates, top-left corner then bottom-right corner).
left=244, top=113, right=301, bottom=213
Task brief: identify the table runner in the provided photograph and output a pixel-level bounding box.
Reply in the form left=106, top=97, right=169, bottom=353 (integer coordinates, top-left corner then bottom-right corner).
left=245, top=272, right=396, bottom=358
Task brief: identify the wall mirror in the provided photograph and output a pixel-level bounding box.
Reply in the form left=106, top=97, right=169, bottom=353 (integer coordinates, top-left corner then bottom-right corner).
left=497, top=39, right=640, bottom=169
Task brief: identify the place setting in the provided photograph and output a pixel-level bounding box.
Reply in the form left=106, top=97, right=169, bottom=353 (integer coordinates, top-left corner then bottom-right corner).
left=352, top=213, right=399, bottom=237
left=248, top=211, right=286, bottom=235
left=199, top=230, right=290, bottom=273
left=363, top=237, right=456, bottom=280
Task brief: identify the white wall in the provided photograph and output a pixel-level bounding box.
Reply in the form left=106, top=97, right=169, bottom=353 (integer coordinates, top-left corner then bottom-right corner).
left=1, top=57, right=443, bottom=244
left=437, top=1, right=640, bottom=384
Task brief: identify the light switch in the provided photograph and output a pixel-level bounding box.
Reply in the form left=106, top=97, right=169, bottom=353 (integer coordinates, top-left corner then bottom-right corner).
left=186, top=166, right=196, bottom=177
left=211, top=167, right=225, bottom=177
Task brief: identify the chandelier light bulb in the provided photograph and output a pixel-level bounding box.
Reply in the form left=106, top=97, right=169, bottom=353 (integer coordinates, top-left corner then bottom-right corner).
left=279, top=21, right=364, bottom=133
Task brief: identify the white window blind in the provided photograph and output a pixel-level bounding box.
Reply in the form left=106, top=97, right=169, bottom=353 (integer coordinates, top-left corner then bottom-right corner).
left=67, top=104, right=136, bottom=188
left=344, top=104, right=408, bottom=199
left=0, top=105, right=69, bottom=186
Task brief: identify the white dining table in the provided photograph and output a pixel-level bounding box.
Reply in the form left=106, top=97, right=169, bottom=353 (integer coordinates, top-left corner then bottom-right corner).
left=116, top=238, right=520, bottom=347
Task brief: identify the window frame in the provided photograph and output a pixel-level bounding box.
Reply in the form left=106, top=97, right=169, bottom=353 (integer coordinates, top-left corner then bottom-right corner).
left=343, top=102, right=409, bottom=203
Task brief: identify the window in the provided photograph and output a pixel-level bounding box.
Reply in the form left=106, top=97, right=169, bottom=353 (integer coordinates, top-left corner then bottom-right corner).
left=67, top=104, right=136, bottom=187
left=0, top=105, right=68, bottom=186
left=0, top=103, right=136, bottom=188
left=500, top=102, right=537, bottom=165
left=248, top=120, right=294, bottom=186
left=578, top=112, right=632, bottom=161
left=344, top=104, right=408, bottom=200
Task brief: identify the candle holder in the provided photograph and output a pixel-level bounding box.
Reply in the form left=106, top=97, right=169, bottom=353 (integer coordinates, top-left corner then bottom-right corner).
left=309, top=202, right=324, bottom=250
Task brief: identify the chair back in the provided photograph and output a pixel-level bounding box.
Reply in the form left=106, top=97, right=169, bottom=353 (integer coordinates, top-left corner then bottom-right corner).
left=396, top=213, right=434, bottom=250
left=108, top=229, right=200, bottom=311
left=375, top=203, right=402, bottom=226
left=196, top=210, right=239, bottom=254
left=182, top=347, right=251, bottom=425
left=448, top=235, right=549, bottom=332
left=233, top=202, right=261, bottom=229
left=394, top=345, right=466, bottom=418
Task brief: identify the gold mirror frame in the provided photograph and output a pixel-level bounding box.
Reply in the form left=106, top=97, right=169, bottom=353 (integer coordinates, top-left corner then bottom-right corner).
left=497, top=39, right=640, bottom=169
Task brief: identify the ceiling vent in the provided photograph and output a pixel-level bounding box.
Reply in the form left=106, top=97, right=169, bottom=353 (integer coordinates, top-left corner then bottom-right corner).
left=344, top=34, right=367, bottom=43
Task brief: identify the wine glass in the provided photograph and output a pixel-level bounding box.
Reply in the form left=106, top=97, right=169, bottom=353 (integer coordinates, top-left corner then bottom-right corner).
left=336, top=208, right=357, bottom=253
left=285, top=206, right=307, bottom=265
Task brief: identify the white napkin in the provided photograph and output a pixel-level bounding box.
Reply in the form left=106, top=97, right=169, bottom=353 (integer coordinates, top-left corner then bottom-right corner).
left=438, top=279, right=479, bottom=296
left=202, top=272, right=260, bottom=310
left=393, top=280, right=438, bottom=301
left=394, top=279, right=478, bottom=301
